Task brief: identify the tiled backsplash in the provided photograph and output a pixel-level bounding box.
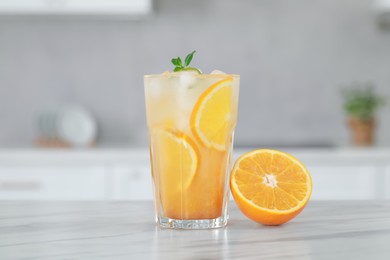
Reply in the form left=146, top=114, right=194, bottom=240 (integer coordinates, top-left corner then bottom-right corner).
left=0, top=0, right=389, bottom=147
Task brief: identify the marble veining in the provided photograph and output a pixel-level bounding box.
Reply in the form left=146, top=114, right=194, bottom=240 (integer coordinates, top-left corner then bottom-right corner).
left=0, top=201, right=390, bottom=259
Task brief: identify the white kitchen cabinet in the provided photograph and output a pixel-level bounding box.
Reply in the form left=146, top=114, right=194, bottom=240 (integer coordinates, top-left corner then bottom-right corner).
left=305, top=164, right=377, bottom=200
left=0, top=167, right=107, bottom=200
left=385, top=165, right=390, bottom=200
left=110, top=165, right=153, bottom=200
left=0, top=148, right=389, bottom=201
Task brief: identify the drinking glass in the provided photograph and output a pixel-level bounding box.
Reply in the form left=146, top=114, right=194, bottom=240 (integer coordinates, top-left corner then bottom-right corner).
left=144, top=73, right=239, bottom=229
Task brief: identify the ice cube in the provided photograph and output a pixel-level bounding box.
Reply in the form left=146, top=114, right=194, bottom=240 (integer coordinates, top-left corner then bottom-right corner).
left=172, top=70, right=199, bottom=76
left=177, top=71, right=197, bottom=89
left=210, top=70, right=226, bottom=74
left=161, top=70, right=170, bottom=76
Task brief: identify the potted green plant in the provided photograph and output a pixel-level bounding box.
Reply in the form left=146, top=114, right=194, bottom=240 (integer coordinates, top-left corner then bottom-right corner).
left=342, top=83, right=385, bottom=146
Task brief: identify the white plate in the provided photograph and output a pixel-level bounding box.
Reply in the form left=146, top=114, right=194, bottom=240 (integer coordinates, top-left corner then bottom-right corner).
left=57, top=106, right=97, bottom=147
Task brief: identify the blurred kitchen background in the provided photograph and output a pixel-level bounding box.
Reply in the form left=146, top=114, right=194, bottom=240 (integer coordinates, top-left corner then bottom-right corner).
left=0, top=0, right=389, bottom=201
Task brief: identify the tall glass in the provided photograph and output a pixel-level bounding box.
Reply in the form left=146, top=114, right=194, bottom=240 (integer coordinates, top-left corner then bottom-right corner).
left=144, top=73, right=239, bottom=229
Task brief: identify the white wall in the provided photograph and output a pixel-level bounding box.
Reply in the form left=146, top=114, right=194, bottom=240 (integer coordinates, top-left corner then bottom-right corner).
left=0, top=0, right=389, bottom=147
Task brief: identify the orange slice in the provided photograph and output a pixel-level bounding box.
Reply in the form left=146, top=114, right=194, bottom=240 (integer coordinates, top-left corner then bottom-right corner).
left=151, top=128, right=198, bottom=218
left=152, top=128, right=198, bottom=190
left=230, top=149, right=312, bottom=225
left=190, top=78, right=234, bottom=151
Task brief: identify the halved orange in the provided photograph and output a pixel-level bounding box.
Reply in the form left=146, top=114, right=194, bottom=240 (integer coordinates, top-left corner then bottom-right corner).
left=230, top=149, right=312, bottom=225
left=150, top=128, right=199, bottom=218
left=190, top=77, right=234, bottom=151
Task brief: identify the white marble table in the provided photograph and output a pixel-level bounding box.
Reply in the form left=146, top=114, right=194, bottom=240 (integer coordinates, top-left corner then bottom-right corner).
left=0, top=201, right=390, bottom=259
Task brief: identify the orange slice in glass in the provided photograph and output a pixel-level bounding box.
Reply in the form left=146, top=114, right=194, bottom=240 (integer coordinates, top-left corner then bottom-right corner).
left=151, top=128, right=198, bottom=218
left=190, top=78, right=233, bottom=151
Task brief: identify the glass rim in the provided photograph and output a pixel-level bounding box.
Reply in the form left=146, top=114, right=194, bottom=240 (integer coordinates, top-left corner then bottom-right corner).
left=144, top=73, right=240, bottom=79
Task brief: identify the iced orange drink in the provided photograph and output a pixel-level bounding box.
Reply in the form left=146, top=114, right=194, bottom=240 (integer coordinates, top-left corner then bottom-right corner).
left=144, top=52, right=239, bottom=229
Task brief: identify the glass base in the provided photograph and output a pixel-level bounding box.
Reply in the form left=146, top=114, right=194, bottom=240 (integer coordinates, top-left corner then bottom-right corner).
left=157, top=215, right=228, bottom=229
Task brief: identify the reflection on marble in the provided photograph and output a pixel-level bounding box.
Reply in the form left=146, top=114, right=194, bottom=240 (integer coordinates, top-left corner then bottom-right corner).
left=0, top=201, right=390, bottom=259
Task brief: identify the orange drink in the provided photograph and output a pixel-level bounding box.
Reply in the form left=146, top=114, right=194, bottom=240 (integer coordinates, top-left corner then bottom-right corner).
left=144, top=72, right=239, bottom=229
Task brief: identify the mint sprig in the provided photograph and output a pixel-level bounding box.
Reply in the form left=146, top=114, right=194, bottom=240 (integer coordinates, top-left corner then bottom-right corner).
left=171, top=51, right=201, bottom=74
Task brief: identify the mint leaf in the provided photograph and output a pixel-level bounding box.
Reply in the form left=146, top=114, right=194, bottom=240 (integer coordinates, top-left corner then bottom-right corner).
left=171, top=50, right=201, bottom=74
left=185, top=50, right=196, bottom=66
left=171, top=58, right=178, bottom=66
left=177, top=57, right=183, bottom=67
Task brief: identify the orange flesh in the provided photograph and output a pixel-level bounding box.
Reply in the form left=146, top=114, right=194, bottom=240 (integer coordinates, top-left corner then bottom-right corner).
left=230, top=149, right=312, bottom=225
left=235, top=153, right=309, bottom=210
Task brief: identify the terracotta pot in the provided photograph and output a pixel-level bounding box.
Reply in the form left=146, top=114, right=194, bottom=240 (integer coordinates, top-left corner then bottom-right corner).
left=347, top=117, right=376, bottom=146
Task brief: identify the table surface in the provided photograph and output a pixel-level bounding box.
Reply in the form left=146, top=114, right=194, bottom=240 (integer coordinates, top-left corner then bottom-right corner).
left=1, top=201, right=390, bottom=260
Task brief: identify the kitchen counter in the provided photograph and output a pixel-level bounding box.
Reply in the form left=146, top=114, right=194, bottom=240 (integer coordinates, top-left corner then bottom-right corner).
left=1, top=201, right=390, bottom=259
